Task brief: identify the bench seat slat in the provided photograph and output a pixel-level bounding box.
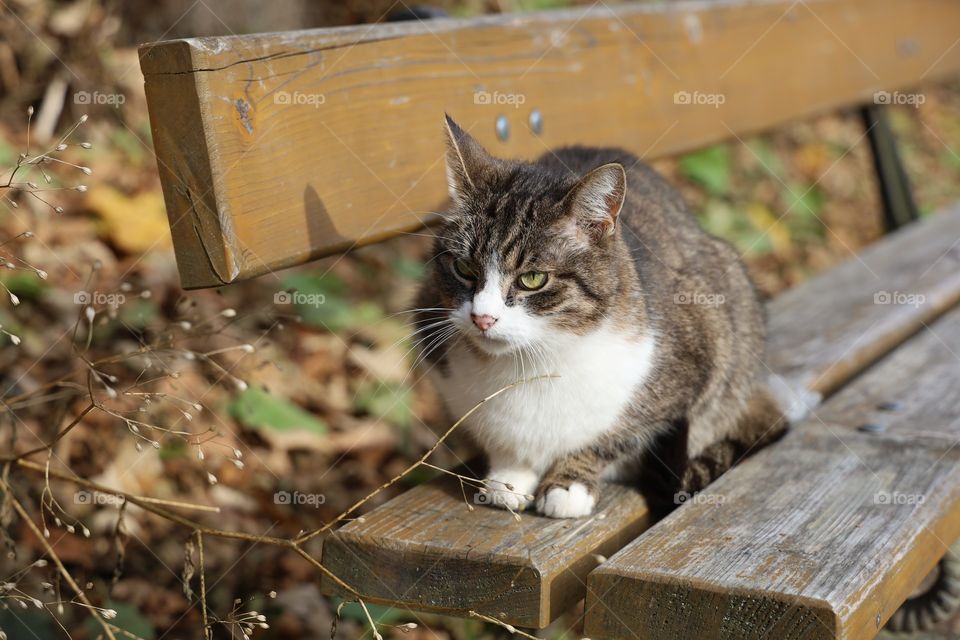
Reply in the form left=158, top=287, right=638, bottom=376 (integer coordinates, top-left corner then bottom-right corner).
left=585, top=280, right=960, bottom=639
left=322, top=205, right=960, bottom=628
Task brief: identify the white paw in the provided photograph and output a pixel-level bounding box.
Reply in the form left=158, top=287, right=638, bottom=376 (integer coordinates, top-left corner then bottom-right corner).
left=479, top=468, right=538, bottom=512
left=536, top=482, right=596, bottom=519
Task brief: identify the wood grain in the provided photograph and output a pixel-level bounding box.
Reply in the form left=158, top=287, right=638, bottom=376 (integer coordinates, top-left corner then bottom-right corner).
left=321, top=206, right=960, bottom=628
left=585, top=310, right=960, bottom=640
left=138, top=0, right=960, bottom=288
left=322, top=464, right=649, bottom=628
left=767, top=202, right=960, bottom=397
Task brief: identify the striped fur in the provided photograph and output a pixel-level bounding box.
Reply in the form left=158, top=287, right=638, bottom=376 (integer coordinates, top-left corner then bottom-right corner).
left=414, top=116, right=790, bottom=518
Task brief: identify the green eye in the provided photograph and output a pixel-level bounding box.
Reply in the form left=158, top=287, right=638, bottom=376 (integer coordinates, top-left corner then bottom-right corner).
left=453, top=259, right=477, bottom=280
left=518, top=271, right=548, bottom=291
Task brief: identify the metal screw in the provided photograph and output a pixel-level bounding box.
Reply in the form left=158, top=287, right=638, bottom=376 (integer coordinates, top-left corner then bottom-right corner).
left=495, top=115, right=509, bottom=142
left=858, top=423, right=887, bottom=433
left=529, top=109, right=543, bottom=135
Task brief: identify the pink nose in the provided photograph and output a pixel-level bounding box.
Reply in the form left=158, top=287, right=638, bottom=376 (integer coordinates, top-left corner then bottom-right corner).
left=471, top=314, right=498, bottom=332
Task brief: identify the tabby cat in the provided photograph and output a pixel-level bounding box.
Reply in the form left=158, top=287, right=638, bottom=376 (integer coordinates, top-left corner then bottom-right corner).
left=413, top=115, right=808, bottom=518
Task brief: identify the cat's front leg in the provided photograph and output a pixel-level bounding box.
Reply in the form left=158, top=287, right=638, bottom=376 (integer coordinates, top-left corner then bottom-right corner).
left=535, top=450, right=608, bottom=519
left=479, top=453, right=540, bottom=512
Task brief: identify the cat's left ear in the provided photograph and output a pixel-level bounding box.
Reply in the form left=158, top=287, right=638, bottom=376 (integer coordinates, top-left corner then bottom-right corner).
left=561, top=163, right=627, bottom=242
left=443, top=114, right=493, bottom=205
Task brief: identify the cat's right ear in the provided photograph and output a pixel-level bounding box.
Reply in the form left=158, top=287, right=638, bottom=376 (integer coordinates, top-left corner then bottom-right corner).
left=443, top=114, right=492, bottom=205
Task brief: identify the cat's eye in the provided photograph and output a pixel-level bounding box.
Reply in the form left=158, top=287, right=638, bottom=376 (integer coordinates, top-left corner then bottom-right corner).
left=453, top=259, right=477, bottom=280
left=517, top=271, right=548, bottom=291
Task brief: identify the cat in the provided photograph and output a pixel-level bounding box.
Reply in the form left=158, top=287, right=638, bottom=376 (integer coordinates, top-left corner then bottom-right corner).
left=413, top=114, right=805, bottom=519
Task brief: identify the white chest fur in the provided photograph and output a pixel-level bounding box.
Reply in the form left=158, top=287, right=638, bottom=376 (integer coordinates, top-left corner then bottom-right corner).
left=430, top=326, right=657, bottom=472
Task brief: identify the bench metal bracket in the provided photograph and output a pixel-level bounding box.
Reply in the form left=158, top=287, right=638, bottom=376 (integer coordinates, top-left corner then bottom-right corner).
left=861, top=104, right=921, bottom=232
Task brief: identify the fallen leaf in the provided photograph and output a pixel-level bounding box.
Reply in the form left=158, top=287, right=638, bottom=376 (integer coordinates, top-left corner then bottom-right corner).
left=86, top=186, right=171, bottom=254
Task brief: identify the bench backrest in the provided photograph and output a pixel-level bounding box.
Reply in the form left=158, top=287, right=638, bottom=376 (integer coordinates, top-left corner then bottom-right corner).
left=138, top=0, right=960, bottom=289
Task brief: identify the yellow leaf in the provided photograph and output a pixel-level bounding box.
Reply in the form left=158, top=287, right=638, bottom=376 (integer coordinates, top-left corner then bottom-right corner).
left=747, top=203, right=791, bottom=253
left=87, top=187, right=170, bottom=254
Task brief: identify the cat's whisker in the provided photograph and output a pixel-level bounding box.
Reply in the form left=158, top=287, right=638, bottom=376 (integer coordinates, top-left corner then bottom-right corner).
left=387, top=307, right=454, bottom=318
left=424, top=249, right=452, bottom=267
left=402, top=323, right=455, bottom=361
left=408, top=325, right=458, bottom=371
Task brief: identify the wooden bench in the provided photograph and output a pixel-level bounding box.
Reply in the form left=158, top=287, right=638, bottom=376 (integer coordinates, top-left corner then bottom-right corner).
left=138, top=0, right=960, bottom=636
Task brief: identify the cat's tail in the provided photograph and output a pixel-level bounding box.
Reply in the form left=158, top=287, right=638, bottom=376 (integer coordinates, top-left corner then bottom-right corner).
left=767, top=374, right=822, bottom=424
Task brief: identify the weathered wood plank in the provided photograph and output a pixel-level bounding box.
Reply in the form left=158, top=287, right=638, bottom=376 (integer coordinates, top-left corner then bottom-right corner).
left=321, top=206, right=960, bottom=628
left=767, top=204, right=960, bottom=398
left=139, top=0, right=960, bottom=287
left=585, top=308, right=960, bottom=640
left=323, top=465, right=649, bottom=628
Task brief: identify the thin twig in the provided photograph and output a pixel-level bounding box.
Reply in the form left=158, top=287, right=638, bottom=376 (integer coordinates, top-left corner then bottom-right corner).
left=3, top=481, right=118, bottom=640
left=467, top=611, right=539, bottom=639
left=197, top=531, right=210, bottom=640
left=1, top=402, right=95, bottom=463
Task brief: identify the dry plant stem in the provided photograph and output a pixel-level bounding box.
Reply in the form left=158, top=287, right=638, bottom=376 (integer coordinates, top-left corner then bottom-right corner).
left=16, top=459, right=219, bottom=513
left=468, top=611, right=539, bottom=639
left=14, top=459, right=360, bottom=596
left=295, top=377, right=551, bottom=545
left=358, top=599, right=383, bottom=640
left=7, top=379, right=547, bottom=635
left=1, top=402, right=95, bottom=463
left=197, top=531, right=211, bottom=640
left=3, top=482, right=118, bottom=640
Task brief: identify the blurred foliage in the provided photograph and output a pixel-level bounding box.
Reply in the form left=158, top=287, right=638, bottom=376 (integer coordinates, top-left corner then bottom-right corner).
left=229, top=387, right=329, bottom=435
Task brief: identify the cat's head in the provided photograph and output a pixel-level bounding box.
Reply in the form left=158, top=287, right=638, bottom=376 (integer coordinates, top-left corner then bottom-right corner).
left=423, top=115, right=630, bottom=356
